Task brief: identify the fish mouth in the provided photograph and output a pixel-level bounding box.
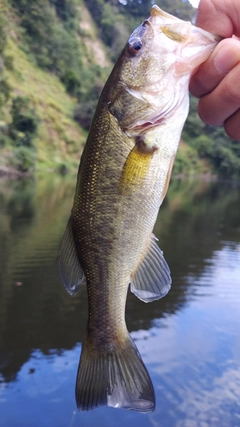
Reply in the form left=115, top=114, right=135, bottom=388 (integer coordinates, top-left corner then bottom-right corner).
left=148, top=4, right=220, bottom=73
left=150, top=4, right=221, bottom=44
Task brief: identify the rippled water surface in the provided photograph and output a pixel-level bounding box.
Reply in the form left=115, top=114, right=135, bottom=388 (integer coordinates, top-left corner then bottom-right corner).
left=0, top=176, right=239, bottom=427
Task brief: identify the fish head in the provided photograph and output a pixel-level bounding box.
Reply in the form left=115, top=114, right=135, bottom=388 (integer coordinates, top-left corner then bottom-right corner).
left=109, top=5, right=219, bottom=137
left=121, top=5, right=219, bottom=88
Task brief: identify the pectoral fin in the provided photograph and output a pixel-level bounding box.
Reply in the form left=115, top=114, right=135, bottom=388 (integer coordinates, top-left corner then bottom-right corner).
left=59, top=218, right=85, bottom=296
left=130, top=234, right=171, bottom=302
left=119, top=142, right=153, bottom=194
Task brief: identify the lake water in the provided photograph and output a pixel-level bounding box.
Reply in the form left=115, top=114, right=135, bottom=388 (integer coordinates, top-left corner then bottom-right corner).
left=0, top=175, right=240, bottom=427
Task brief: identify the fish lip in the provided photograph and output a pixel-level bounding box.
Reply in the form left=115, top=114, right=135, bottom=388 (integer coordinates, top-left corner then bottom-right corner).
left=150, top=4, right=182, bottom=23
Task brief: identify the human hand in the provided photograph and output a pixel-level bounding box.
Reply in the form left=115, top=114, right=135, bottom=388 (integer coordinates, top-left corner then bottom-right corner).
left=190, top=0, right=240, bottom=140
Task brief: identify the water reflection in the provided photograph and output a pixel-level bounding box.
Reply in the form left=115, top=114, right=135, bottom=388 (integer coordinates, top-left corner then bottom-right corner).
left=0, top=176, right=240, bottom=425
left=140, top=242, right=240, bottom=427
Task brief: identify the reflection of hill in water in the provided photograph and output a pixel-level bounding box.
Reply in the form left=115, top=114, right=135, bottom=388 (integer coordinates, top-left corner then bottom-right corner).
left=128, top=179, right=240, bottom=330
left=0, top=176, right=240, bottom=382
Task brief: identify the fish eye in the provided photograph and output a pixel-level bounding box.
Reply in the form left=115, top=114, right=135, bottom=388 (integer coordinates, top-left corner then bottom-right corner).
left=127, top=37, right=143, bottom=56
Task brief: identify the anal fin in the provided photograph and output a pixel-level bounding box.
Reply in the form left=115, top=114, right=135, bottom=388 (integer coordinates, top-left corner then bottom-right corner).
left=130, top=234, right=171, bottom=302
left=59, top=218, right=85, bottom=296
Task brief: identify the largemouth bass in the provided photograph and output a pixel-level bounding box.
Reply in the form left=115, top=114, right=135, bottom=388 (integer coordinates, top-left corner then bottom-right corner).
left=59, top=5, right=218, bottom=412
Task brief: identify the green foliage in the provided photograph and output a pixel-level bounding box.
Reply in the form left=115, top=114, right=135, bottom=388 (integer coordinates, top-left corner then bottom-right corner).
left=73, top=65, right=105, bottom=130
left=173, top=143, right=200, bottom=176
left=83, top=0, right=129, bottom=60
left=49, top=0, right=78, bottom=27
left=184, top=97, right=240, bottom=179
left=0, top=126, right=12, bottom=148
left=57, top=162, right=70, bottom=175
left=9, top=146, right=36, bottom=172
left=10, top=96, right=39, bottom=147
left=9, top=0, right=83, bottom=96
left=74, top=100, right=96, bottom=130
left=5, top=96, right=39, bottom=172
left=1, top=0, right=239, bottom=179
left=61, top=70, right=81, bottom=96
left=0, top=13, right=7, bottom=54
left=9, top=0, right=108, bottom=104
left=193, top=134, right=214, bottom=158
left=173, top=150, right=192, bottom=175
left=0, top=12, right=12, bottom=107
left=0, top=78, right=11, bottom=108
left=15, top=1, right=81, bottom=71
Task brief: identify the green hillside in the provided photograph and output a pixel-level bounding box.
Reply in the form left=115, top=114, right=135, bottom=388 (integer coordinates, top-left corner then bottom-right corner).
left=0, top=0, right=239, bottom=179
left=0, top=0, right=111, bottom=174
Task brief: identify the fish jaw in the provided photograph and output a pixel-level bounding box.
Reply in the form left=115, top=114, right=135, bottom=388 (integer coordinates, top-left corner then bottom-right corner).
left=149, top=5, right=219, bottom=76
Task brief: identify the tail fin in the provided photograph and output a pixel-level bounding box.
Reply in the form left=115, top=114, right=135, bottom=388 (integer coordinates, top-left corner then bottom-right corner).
left=75, top=334, right=155, bottom=412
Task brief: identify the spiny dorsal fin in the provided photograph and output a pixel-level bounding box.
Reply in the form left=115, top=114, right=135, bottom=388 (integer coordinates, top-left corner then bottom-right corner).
left=59, top=218, right=85, bottom=296
left=130, top=234, right=171, bottom=302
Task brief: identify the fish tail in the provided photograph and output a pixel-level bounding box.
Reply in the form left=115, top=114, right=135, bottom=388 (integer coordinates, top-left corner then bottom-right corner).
left=75, top=333, right=155, bottom=412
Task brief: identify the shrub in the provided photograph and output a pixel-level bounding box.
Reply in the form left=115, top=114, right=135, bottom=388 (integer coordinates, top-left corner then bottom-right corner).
left=10, top=96, right=39, bottom=147
left=74, top=100, right=97, bottom=130
left=9, top=146, right=36, bottom=172
left=7, top=96, right=39, bottom=172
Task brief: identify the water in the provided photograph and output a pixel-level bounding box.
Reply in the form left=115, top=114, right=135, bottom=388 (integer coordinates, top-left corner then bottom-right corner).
left=0, top=176, right=239, bottom=427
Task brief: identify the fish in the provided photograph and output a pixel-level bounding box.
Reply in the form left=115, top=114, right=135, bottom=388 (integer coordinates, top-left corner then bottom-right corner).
left=59, top=5, right=219, bottom=412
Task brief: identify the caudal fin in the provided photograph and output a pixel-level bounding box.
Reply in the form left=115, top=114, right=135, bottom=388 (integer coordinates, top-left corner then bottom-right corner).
left=75, top=334, right=155, bottom=412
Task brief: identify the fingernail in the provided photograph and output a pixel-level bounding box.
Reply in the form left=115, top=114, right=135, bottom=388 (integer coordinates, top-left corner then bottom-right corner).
left=214, top=43, right=240, bottom=74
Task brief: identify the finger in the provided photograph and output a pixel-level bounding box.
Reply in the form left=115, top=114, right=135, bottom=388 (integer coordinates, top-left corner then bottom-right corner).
left=197, top=61, right=240, bottom=127
left=196, top=0, right=240, bottom=37
left=224, top=110, right=240, bottom=140
left=190, top=38, right=240, bottom=98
